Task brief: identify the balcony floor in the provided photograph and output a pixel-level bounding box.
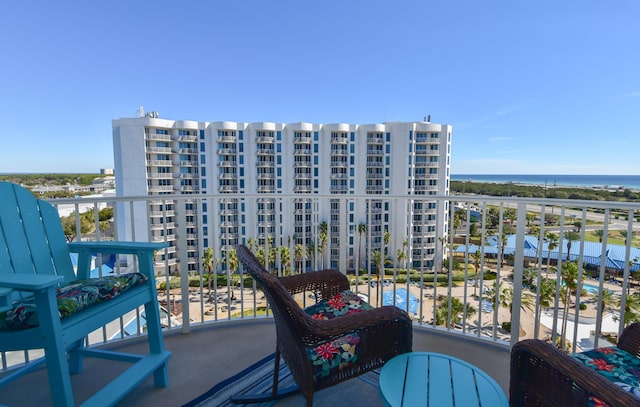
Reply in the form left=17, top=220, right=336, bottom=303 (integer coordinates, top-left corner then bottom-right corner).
left=0, top=320, right=510, bottom=406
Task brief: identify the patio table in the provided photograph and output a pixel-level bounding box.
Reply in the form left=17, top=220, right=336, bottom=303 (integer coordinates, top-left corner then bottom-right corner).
left=379, top=351, right=508, bottom=407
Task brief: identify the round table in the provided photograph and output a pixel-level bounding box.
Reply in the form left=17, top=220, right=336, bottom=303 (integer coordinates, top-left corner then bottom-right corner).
left=379, top=352, right=509, bottom=407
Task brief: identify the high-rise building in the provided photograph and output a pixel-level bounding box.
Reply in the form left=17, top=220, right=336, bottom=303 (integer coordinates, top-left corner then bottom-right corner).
left=112, top=116, right=452, bottom=274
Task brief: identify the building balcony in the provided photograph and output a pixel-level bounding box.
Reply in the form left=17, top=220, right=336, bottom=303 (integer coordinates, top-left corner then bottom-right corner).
left=175, top=134, right=197, bottom=142
left=173, top=160, right=198, bottom=166
left=146, top=173, right=173, bottom=179
left=255, top=136, right=274, bottom=143
left=219, top=186, right=237, bottom=193
left=4, top=191, right=640, bottom=406
left=145, top=133, right=172, bottom=141
left=217, top=135, right=237, bottom=143
left=147, top=160, right=173, bottom=166
left=217, top=148, right=237, bottom=155
left=146, top=146, right=173, bottom=153
left=148, top=186, right=174, bottom=193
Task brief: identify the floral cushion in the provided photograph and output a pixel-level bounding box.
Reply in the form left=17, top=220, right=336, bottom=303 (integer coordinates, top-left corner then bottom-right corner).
left=303, top=290, right=373, bottom=380
left=0, top=273, right=148, bottom=331
left=304, top=290, right=373, bottom=320
left=571, top=346, right=640, bottom=406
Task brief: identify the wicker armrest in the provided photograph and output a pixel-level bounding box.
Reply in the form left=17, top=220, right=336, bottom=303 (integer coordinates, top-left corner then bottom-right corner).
left=618, top=322, right=640, bottom=357
left=510, top=339, right=640, bottom=407
left=278, top=270, right=350, bottom=300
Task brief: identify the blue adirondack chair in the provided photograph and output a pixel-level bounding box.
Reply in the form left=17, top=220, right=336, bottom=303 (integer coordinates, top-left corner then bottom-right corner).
left=0, top=182, right=171, bottom=406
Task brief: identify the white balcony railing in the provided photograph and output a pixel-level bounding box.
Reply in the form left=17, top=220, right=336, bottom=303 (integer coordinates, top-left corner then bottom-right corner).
left=2, top=191, right=640, bottom=374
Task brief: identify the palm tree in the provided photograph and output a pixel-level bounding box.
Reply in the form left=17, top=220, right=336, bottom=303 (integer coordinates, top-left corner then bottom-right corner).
left=545, top=232, right=559, bottom=277
left=536, top=278, right=557, bottom=323
left=622, top=293, right=640, bottom=327
left=621, top=230, right=636, bottom=245
left=563, top=231, right=580, bottom=262
left=319, top=221, right=328, bottom=268
left=498, top=232, right=508, bottom=266
left=279, top=246, right=291, bottom=276
left=594, top=229, right=605, bottom=243
left=357, top=223, right=367, bottom=275
left=294, top=243, right=307, bottom=274
left=559, top=261, right=584, bottom=350
left=483, top=280, right=534, bottom=333
left=373, top=249, right=384, bottom=307
left=308, top=241, right=316, bottom=269
left=223, top=248, right=239, bottom=300
left=435, top=296, right=477, bottom=328
left=483, top=281, right=508, bottom=313
left=598, top=288, right=617, bottom=316
left=397, top=247, right=407, bottom=283
left=396, top=239, right=408, bottom=282
left=383, top=229, right=391, bottom=263
left=202, top=247, right=214, bottom=301
left=470, top=250, right=482, bottom=296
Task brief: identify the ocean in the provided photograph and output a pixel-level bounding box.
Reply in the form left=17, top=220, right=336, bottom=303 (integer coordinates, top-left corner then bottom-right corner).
left=451, top=174, right=640, bottom=190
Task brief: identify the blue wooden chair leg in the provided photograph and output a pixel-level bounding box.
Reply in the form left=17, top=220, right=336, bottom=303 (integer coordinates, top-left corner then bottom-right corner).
left=68, top=338, right=86, bottom=374
left=145, top=300, right=169, bottom=387
left=35, top=289, right=76, bottom=407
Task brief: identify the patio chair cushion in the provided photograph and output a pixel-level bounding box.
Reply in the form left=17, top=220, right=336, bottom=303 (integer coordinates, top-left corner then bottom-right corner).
left=303, top=290, right=373, bottom=380
left=0, top=273, right=148, bottom=331
left=304, top=290, right=373, bottom=320
left=571, top=347, right=640, bottom=402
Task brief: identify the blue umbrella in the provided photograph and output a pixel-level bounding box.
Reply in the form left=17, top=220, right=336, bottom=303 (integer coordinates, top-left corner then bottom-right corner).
left=383, top=288, right=419, bottom=314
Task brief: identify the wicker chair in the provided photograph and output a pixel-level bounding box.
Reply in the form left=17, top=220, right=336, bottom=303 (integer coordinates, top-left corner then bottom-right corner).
left=235, top=244, right=413, bottom=407
left=510, top=323, right=640, bottom=406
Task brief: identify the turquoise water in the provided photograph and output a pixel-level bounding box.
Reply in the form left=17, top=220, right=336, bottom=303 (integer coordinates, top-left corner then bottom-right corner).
left=451, top=174, right=640, bottom=190
left=583, top=283, right=600, bottom=294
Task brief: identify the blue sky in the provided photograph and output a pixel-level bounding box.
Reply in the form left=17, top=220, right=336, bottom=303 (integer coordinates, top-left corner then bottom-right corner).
left=1, top=1, right=639, bottom=175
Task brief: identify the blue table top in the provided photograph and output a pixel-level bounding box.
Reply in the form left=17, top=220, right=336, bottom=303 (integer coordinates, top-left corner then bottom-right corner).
left=379, top=352, right=509, bottom=407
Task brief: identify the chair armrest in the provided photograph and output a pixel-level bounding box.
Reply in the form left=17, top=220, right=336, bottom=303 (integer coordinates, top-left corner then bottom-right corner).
left=619, top=322, right=640, bottom=356
left=68, top=241, right=168, bottom=280
left=68, top=241, right=168, bottom=255
left=510, top=339, right=640, bottom=407
left=278, top=269, right=350, bottom=300
left=0, top=274, right=64, bottom=291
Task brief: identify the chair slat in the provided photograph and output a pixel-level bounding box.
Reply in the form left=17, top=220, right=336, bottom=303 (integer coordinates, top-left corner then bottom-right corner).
left=38, top=200, right=75, bottom=281
left=12, top=184, right=60, bottom=277
left=0, top=184, right=37, bottom=276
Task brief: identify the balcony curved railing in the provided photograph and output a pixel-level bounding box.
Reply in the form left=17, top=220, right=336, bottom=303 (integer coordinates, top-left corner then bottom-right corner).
left=2, top=191, right=640, bottom=374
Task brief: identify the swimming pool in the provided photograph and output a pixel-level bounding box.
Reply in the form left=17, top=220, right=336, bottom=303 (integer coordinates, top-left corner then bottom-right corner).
left=583, top=283, right=611, bottom=295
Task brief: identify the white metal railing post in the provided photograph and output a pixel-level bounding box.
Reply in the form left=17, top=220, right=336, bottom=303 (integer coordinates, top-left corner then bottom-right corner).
left=510, top=202, right=527, bottom=345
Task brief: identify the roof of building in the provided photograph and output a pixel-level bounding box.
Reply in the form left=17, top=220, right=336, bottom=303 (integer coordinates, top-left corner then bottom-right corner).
left=455, top=234, right=640, bottom=272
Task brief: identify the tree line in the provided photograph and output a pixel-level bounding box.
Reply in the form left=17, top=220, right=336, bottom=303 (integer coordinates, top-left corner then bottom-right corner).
left=451, top=180, right=640, bottom=202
